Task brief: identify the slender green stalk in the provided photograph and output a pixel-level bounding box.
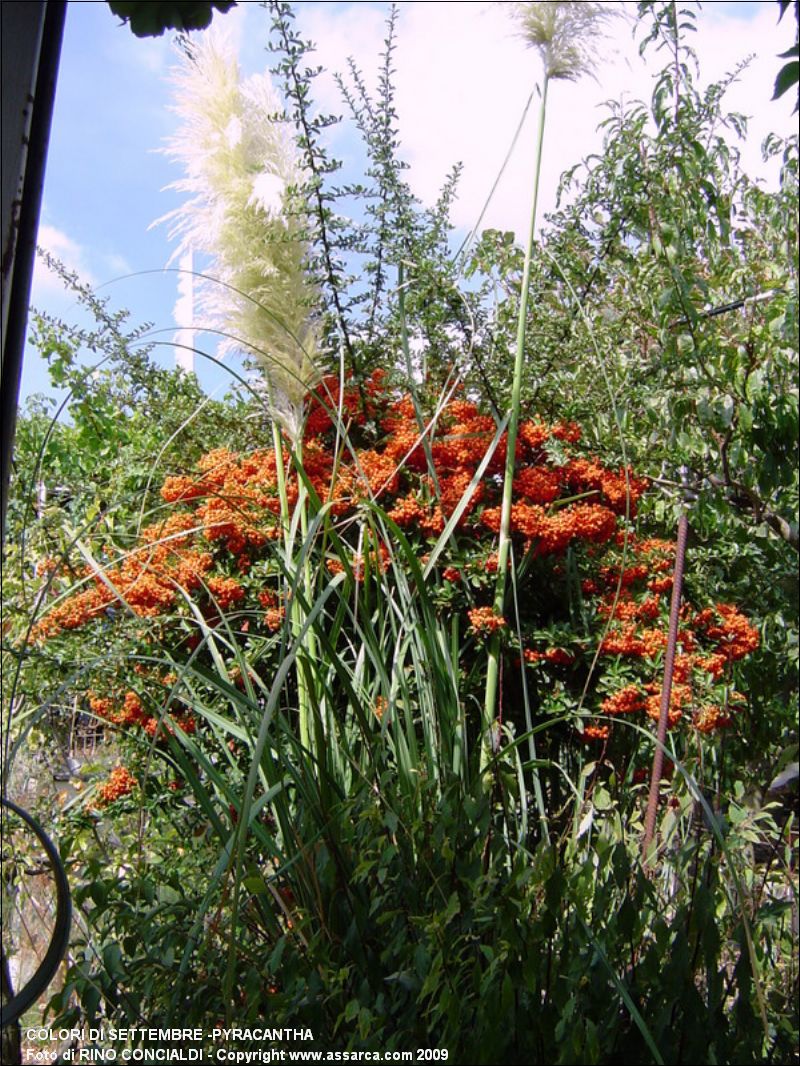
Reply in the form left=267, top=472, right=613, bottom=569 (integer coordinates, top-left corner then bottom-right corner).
left=271, top=420, right=290, bottom=545
left=482, top=73, right=549, bottom=761
left=297, top=466, right=321, bottom=751
left=287, top=438, right=320, bottom=759
left=510, top=538, right=549, bottom=838
left=269, top=416, right=317, bottom=757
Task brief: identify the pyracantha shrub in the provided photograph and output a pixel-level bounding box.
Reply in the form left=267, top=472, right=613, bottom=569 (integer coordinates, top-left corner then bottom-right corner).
left=29, top=372, right=759, bottom=801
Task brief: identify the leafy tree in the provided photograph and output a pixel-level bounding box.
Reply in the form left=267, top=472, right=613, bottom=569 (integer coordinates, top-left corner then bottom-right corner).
left=774, top=0, right=799, bottom=111
left=106, top=1, right=236, bottom=38
left=453, top=1, right=798, bottom=784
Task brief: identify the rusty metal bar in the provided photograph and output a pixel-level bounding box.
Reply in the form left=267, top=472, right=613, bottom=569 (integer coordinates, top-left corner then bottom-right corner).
left=642, top=469, right=694, bottom=864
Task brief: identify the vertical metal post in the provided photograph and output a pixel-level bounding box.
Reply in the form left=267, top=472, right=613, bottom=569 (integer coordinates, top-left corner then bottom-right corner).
left=642, top=468, right=695, bottom=864
left=1, top=0, right=67, bottom=541
left=1, top=9, right=68, bottom=1051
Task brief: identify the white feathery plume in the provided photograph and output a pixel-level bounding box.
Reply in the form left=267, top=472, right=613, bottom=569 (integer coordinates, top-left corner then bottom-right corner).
left=154, top=31, right=318, bottom=437
left=512, top=1, right=619, bottom=82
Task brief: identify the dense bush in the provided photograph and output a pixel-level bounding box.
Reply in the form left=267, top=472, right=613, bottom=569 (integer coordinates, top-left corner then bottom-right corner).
left=3, top=3, right=796, bottom=1063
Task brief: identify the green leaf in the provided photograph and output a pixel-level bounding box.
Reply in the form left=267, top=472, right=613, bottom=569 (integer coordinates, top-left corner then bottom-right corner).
left=107, top=1, right=237, bottom=38
left=773, top=60, right=800, bottom=105
left=501, top=972, right=514, bottom=1017
left=443, top=891, right=461, bottom=926
left=102, top=943, right=124, bottom=979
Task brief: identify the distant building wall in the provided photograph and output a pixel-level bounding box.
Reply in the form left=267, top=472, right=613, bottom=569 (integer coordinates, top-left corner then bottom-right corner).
left=174, top=249, right=196, bottom=372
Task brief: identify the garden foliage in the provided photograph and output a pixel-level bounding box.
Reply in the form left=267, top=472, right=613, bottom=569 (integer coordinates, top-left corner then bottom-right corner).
left=2, top=3, right=797, bottom=1062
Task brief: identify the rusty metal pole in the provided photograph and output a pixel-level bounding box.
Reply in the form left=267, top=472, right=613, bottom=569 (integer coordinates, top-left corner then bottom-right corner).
left=642, top=468, right=695, bottom=865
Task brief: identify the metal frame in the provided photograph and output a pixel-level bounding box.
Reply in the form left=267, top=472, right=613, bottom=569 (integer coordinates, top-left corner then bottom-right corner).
left=0, top=799, right=72, bottom=1027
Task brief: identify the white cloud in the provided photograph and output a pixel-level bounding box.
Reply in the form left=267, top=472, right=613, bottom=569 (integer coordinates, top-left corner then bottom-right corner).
left=691, top=3, right=796, bottom=172
left=31, top=225, right=136, bottom=303
left=32, top=223, right=96, bottom=299
left=102, top=251, right=135, bottom=278
left=281, top=1, right=796, bottom=243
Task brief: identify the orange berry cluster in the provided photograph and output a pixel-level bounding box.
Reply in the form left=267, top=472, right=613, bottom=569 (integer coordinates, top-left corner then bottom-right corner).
left=96, top=765, right=138, bottom=807
left=693, top=704, right=732, bottom=734
left=89, top=687, right=196, bottom=742
left=467, top=607, right=507, bottom=636
left=524, top=647, right=576, bottom=666
left=89, top=690, right=148, bottom=728
left=692, top=604, right=760, bottom=662
left=600, top=685, right=646, bottom=716
left=32, top=374, right=760, bottom=762
left=34, top=373, right=648, bottom=636
left=30, top=514, right=214, bottom=641
left=33, top=373, right=650, bottom=650
left=577, top=536, right=759, bottom=738
left=583, top=723, right=610, bottom=741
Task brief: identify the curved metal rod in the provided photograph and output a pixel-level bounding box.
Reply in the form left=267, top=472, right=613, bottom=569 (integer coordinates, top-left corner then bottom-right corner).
left=0, top=799, right=72, bottom=1028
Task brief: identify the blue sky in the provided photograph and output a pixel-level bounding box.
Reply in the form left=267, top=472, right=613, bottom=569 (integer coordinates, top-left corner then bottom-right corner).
left=23, top=0, right=797, bottom=405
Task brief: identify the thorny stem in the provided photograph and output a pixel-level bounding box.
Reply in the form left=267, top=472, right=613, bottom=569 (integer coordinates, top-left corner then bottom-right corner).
left=269, top=2, right=357, bottom=376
